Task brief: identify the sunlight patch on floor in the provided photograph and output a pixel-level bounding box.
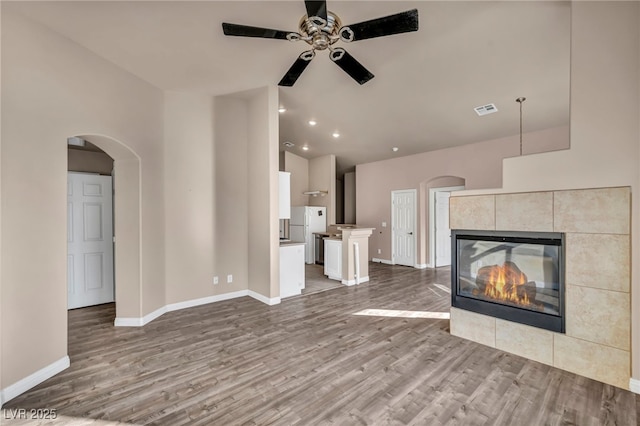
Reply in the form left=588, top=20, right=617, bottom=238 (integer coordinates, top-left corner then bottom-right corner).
left=353, top=309, right=450, bottom=319
left=434, top=283, right=451, bottom=293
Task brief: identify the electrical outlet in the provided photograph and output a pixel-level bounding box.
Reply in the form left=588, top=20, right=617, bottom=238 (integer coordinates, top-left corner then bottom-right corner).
left=227, top=274, right=233, bottom=283
left=382, top=221, right=387, bottom=227
left=377, top=249, right=382, bottom=254
left=213, top=276, right=219, bottom=285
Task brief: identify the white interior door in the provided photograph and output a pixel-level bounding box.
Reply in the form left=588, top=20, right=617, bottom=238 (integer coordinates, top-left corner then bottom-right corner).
left=435, top=191, right=452, bottom=267
left=392, top=190, right=416, bottom=267
left=67, top=172, right=114, bottom=309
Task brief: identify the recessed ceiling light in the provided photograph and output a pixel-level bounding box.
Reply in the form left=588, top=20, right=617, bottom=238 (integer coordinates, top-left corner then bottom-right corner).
left=302, top=145, right=309, bottom=151
left=308, top=120, right=317, bottom=126
left=332, top=132, right=340, bottom=138
left=392, top=147, right=399, bottom=152
left=278, top=107, right=287, bottom=113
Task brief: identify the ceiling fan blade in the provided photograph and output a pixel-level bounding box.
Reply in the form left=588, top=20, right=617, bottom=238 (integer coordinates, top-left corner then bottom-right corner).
left=278, top=51, right=315, bottom=87
left=329, top=48, right=374, bottom=85
left=222, top=23, right=294, bottom=40
left=305, top=1, right=328, bottom=24
left=339, top=9, right=419, bottom=42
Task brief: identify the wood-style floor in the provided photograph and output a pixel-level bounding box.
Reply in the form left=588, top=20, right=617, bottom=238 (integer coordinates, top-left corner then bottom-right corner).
left=299, top=264, right=343, bottom=296
left=3, top=263, right=639, bottom=425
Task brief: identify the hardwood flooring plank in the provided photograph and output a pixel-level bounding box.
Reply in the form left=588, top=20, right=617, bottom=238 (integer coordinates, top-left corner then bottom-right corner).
left=3, top=263, right=639, bottom=425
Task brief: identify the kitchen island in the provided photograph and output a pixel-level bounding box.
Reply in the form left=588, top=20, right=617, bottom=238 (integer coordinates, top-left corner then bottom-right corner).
left=323, top=226, right=375, bottom=285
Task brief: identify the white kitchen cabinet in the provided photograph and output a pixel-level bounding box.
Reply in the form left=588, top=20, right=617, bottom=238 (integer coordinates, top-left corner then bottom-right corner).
left=279, top=171, right=291, bottom=219
left=280, top=243, right=305, bottom=298
left=324, top=238, right=342, bottom=281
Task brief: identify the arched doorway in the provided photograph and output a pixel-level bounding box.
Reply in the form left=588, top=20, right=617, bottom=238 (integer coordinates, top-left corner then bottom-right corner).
left=67, top=139, right=115, bottom=309
left=420, top=176, right=465, bottom=268
left=70, top=134, right=142, bottom=323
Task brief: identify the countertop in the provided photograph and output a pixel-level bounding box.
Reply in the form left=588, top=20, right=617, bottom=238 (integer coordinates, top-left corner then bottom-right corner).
left=279, top=240, right=305, bottom=247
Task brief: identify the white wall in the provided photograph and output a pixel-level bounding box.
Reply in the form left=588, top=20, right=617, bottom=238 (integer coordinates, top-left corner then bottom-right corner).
left=247, top=86, right=280, bottom=301
left=344, top=172, right=356, bottom=224
left=164, top=92, right=216, bottom=304
left=213, top=95, right=249, bottom=294
left=356, top=126, right=568, bottom=265
left=213, top=87, right=280, bottom=302
left=1, top=9, right=164, bottom=392
left=283, top=151, right=309, bottom=207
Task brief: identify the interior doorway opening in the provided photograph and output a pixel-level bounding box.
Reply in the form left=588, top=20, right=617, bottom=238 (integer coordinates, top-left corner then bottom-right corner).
left=428, top=185, right=465, bottom=268
left=67, top=139, right=115, bottom=310
left=66, top=134, right=142, bottom=325
left=391, top=189, right=417, bottom=267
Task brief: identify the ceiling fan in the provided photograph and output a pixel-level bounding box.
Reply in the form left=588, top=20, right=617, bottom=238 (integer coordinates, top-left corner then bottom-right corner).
left=222, top=1, right=418, bottom=86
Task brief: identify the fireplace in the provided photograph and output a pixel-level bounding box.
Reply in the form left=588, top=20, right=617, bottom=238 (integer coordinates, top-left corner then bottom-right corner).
left=451, top=230, right=565, bottom=333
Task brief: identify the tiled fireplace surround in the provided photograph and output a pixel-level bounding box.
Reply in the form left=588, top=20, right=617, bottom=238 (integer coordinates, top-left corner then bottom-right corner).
left=449, top=187, right=631, bottom=390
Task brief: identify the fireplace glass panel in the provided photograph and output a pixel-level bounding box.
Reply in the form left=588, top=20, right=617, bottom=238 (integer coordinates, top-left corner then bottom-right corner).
left=456, top=236, right=561, bottom=317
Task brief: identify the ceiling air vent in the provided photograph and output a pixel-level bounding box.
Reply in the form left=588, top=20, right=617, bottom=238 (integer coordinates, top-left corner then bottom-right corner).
left=474, top=103, right=498, bottom=116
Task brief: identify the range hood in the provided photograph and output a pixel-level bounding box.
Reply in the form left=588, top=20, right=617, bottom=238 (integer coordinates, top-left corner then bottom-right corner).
left=303, top=190, right=328, bottom=197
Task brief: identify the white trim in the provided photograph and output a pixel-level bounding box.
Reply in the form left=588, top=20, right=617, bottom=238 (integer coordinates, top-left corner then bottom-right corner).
left=415, top=264, right=428, bottom=269
left=114, top=289, right=282, bottom=327
left=248, top=290, right=281, bottom=306
left=372, top=258, right=394, bottom=265
left=342, top=276, right=369, bottom=286
left=1, top=356, right=70, bottom=407
left=167, top=290, right=249, bottom=312
left=114, top=305, right=167, bottom=327
left=630, top=378, right=640, bottom=394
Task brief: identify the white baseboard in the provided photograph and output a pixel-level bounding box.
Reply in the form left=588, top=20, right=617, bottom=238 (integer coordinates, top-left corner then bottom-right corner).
left=166, top=290, right=249, bottom=312
left=372, top=258, right=393, bottom=265
left=342, top=276, right=370, bottom=286
left=415, top=264, right=428, bottom=269
left=248, top=290, right=281, bottom=306
left=630, top=378, right=640, bottom=394
left=1, top=356, right=70, bottom=407
left=114, top=305, right=167, bottom=327
left=114, top=289, right=281, bottom=327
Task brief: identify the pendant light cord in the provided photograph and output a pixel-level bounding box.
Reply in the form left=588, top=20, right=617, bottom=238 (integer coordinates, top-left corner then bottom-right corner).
left=516, top=97, right=526, bottom=156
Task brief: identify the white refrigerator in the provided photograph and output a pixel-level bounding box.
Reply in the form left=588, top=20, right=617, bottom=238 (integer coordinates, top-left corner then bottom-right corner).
left=290, top=206, right=327, bottom=264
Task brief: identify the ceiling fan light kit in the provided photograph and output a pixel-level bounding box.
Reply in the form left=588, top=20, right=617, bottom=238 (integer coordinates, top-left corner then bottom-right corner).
left=222, top=1, right=419, bottom=86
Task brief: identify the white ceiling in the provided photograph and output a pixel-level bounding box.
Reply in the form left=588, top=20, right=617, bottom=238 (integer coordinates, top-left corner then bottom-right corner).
left=6, top=1, right=571, bottom=175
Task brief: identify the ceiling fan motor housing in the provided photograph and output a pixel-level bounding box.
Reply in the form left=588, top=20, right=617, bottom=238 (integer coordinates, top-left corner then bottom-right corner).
left=299, top=12, right=341, bottom=51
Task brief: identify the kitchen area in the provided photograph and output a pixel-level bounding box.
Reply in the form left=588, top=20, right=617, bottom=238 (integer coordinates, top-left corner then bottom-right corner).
left=278, top=165, right=373, bottom=299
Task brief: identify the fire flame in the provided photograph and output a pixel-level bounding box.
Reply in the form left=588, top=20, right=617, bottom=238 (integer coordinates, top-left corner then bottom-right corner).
left=476, top=262, right=532, bottom=306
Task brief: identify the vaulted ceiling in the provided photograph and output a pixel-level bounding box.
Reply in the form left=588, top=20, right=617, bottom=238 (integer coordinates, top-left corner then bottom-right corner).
left=6, top=1, right=571, bottom=175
